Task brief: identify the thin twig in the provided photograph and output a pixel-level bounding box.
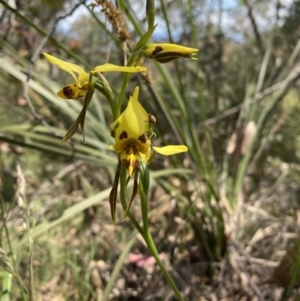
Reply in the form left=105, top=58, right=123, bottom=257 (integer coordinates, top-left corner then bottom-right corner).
left=229, top=244, right=265, bottom=300
left=234, top=255, right=279, bottom=268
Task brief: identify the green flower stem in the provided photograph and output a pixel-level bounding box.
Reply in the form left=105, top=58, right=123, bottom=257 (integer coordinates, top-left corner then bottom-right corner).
left=94, top=81, right=119, bottom=120
left=139, top=178, right=185, bottom=301
left=117, top=73, right=132, bottom=112
left=119, top=162, right=184, bottom=300
left=117, top=25, right=157, bottom=111
left=116, top=47, right=142, bottom=111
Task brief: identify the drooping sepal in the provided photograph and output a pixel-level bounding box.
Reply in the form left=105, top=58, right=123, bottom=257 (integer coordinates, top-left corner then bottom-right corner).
left=109, top=161, right=122, bottom=223
left=62, top=85, right=95, bottom=143
left=121, top=168, right=139, bottom=220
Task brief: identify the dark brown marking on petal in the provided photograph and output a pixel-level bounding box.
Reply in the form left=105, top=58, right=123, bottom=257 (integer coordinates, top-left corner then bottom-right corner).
left=132, top=160, right=139, bottom=169
left=123, top=158, right=139, bottom=169
left=138, top=134, right=147, bottom=143
left=152, top=46, right=163, bottom=57
left=122, top=159, right=130, bottom=169
left=110, top=129, right=116, bottom=138
left=125, top=146, right=138, bottom=155
left=119, top=130, right=128, bottom=140
left=122, top=158, right=139, bottom=175
left=63, top=86, right=75, bottom=98
left=158, top=52, right=191, bottom=59
left=72, top=71, right=79, bottom=79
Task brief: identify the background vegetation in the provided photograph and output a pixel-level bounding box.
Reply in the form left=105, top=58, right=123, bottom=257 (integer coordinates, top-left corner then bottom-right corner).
left=1, top=0, right=300, bottom=300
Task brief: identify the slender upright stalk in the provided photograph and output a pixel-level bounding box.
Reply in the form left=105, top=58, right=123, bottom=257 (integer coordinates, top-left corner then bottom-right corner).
left=138, top=170, right=184, bottom=301
left=119, top=162, right=184, bottom=300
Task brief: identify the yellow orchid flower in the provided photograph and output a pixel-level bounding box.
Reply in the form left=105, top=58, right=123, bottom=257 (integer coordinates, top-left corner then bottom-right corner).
left=142, top=43, right=199, bottom=63
left=43, top=53, right=147, bottom=100
left=43, top=53, right=90, bottom=100
left=109, top=86, right=188, bottom=177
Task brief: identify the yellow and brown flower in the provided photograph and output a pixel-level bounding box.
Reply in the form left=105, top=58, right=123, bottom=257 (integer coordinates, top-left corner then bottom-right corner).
left=110, top=86, right=188, bottom=176
left=43, top=53, right=147, bottom=100
left=142, top=43, right=198, bottom=63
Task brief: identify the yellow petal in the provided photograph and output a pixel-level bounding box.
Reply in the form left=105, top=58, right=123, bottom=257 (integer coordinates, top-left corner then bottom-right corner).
left=141, top=146, right=152, bottom=163
left=43, top=53, right=89, bottom=88
left=113, top=87, right=149, bottom=146
left=57, top=84, right=87, bottom=100
left=93, top=64, right=147, bottom=73
left=152, top=145, right=188, bottom=156
left=132, top=86, right=139, bottom=99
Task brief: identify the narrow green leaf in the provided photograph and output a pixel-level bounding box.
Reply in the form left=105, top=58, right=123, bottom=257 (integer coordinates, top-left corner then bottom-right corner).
left=131, top=24, right=157, bottom=57
left=1, top=272, right=12, bottom=301
left=13, top=187, right=111, bottom=248
left=0, top=248, right=15, bottom=275
left=102, top=233, right=137, bottom=301
left=146, top=0, right=155, bottom=30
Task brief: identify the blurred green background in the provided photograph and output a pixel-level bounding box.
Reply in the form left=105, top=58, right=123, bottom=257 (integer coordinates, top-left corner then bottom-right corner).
left=1, top=0, right=300, bottom=300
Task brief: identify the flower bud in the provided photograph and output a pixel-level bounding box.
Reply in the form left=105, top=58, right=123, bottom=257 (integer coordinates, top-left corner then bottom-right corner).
left=142, top=43, right=198, bottom=63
